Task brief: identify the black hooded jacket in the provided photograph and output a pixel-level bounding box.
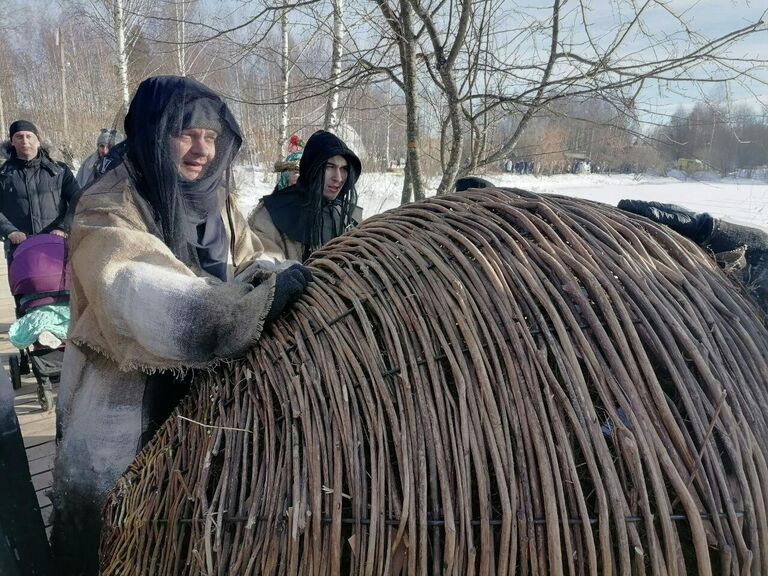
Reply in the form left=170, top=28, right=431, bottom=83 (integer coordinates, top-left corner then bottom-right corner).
left=0, top=146, right=79, bottom=238
left=262, top=130, right=362, bottom=260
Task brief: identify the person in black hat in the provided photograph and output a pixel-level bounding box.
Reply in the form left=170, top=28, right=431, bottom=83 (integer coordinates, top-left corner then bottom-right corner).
left=0, top=119, right=79, bottom=262
left=248, top=129, right=363, bottom=261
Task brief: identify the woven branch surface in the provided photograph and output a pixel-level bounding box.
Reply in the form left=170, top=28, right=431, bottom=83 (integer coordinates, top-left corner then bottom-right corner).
left=101, top=188, right=768, bottom=575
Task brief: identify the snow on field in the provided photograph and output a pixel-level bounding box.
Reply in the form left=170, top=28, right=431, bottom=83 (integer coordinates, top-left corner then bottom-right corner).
left=234, top=167, right=768, bottom=233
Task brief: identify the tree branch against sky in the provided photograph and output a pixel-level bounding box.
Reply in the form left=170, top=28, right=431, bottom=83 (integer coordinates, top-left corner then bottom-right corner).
left=100, top=0, right=768, bottom=186
left=0, top=0, right=764, bottom=195
left=452, top=0, right=768, bottom=170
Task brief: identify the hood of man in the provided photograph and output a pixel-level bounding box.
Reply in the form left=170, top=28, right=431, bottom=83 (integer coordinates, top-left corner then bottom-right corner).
left=297, top=130, right=361, bottom=191
left=121, top=75, right=243, bottom=280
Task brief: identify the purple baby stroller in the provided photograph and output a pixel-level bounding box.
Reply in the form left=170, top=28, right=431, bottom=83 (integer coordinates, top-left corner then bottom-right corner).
left=8, top=234, right=70, bottom=412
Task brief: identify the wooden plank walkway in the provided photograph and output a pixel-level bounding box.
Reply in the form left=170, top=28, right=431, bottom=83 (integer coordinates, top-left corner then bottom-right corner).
left=0, top=249, right=56, bottom=533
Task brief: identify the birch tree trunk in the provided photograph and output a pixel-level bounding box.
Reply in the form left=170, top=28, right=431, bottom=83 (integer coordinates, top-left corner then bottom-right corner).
left=175, top=0, right=186, bottom=76
left=114, top=0, right=131, bottom=110
left=278, top=1, right=290, bottom=162
left=385, top=80, right=391, bottom=170
left=323, top=0, right=344, bottom=131
left=56, top=28, right=68, bottom=140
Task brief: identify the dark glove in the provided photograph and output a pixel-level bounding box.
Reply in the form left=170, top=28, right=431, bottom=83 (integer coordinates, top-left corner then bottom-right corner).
left=265, top=264, right=312, bottom=322
left=617, top=199, right=714, bottom=244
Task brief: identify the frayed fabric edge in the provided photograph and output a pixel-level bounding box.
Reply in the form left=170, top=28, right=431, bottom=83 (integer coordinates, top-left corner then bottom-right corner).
left=69, top=337, right=228, bottom=378
left=69, top=275, right=278, bottom=378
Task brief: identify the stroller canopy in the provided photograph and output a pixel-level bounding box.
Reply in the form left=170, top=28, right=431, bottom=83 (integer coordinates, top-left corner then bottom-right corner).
left=9, top=234, right=70, bottom=313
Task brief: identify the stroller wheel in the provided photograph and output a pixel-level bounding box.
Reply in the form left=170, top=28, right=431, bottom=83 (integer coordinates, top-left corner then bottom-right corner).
left=9, top=355, right=22, bottom=390
left=38, top=383, right=55, bottom=413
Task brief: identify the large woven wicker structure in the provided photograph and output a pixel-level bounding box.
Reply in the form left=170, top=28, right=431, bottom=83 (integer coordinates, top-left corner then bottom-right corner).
left=101, top=188, right=768, bottom=575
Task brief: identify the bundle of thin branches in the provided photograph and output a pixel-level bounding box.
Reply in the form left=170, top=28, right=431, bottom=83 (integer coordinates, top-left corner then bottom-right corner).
left=100, top=188, right=768, bottom=575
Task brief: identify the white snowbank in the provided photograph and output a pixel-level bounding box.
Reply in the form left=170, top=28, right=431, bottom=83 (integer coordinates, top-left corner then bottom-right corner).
left=233, top=167, right=768, bottom=233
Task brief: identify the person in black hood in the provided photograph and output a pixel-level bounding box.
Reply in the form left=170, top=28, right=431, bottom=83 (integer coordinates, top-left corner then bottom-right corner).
left=122, top=75, right=245, bottom=280
left=248, top=129, right=363, bottom=261
left=51, top=76, right=311, bottom=576
left=0, top=119, right=79, bottom=264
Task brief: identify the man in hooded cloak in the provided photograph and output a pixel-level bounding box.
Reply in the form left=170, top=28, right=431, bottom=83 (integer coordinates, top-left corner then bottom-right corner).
left=51, top=75, right=311, bottom=575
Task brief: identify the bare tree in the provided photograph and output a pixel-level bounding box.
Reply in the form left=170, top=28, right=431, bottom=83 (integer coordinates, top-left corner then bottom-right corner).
left=278, top=0, right=291, bottom=158
left=55, top=28, right=69, bottom=139
left=114, top=0, right=132, bottom=107
left=0, top=49, right=8, bottom=134
left=463, top=1, right=768, bottom=176
left=407, top=0, right=471, bottom=195
left=323, top=0, right=344, bottom=130
left=353, top=0, right=767, bottom=196
left=0, top=11, right=18, bottom=135
left=0, top=84, right=5, bottom=135
left=372, top=0, right=427, bottom=203
left=64, top=0, right=153, bottom=110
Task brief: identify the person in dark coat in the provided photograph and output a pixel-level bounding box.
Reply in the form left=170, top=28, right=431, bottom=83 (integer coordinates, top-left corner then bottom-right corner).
left=0, top=120, right=79, bottom=261
left=618, top=199, right=768, bottom=318
left=248, top=129, right=362, bottom=261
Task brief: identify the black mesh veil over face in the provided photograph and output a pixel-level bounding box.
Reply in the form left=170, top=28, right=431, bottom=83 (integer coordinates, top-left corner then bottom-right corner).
left=123, top=76, right=243, bottom=276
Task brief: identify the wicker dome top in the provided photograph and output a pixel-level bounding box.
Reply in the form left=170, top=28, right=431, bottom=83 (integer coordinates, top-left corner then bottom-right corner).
left=102, top=188, right=768, bottom=575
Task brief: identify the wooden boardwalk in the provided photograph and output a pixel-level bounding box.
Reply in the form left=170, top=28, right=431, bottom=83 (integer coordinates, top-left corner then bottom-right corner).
left=0, top=249, right=56, bottom=533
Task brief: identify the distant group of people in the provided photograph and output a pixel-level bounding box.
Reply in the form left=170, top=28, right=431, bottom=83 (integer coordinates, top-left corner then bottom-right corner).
left=1, top=74, right=766, bottom=576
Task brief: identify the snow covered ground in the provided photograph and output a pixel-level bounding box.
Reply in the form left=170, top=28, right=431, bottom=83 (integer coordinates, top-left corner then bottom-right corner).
left=234, top=167, right=768, bottom=233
